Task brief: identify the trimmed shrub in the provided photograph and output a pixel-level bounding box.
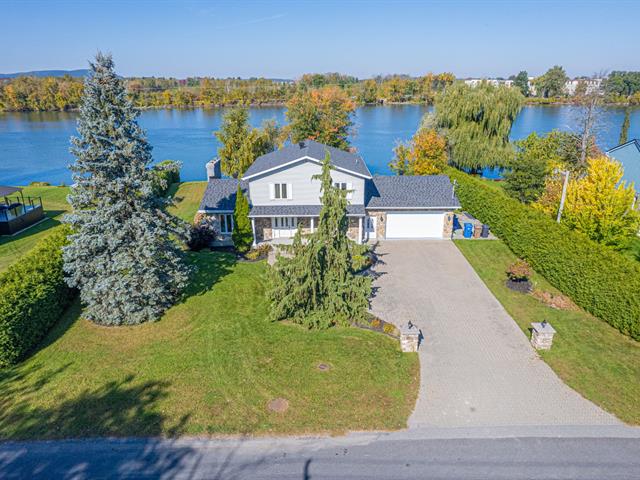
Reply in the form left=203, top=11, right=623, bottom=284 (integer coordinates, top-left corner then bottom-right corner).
left=0, top=226, right=75, bottom=367
left=448, top=167, right=640, bottom=340
left=151, top=160, right=181, bottom=196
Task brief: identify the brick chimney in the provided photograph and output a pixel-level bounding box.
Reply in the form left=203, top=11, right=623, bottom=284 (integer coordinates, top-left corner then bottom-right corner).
left=206, top=158, right=221, bottom=179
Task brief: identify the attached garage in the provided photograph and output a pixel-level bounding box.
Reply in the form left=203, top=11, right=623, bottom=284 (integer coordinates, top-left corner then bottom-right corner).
left=385, top=211, right=446, bottom=239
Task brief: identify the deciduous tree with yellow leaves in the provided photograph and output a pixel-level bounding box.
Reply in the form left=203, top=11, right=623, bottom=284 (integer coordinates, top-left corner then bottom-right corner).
left=284, top=86, right=355, bottom=150
left=535, top=156, right=639, bottom=248
left=389, top=128, right=448, bottom=175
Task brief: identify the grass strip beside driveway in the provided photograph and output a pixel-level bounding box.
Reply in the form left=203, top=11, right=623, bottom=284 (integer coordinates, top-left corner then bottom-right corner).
left=455, top=239, right=640, bottom=425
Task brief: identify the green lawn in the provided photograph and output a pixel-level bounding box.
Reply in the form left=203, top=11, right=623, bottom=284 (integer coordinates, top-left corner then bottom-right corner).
left=168, top=181, right=207, bottom=223
left=455, top=239, right=640, bottom=424
left=0, top=181, right=205, bottom=272
left=0, top=252, right=419, bottom=439
left=0, top=186, right=71, bottom=272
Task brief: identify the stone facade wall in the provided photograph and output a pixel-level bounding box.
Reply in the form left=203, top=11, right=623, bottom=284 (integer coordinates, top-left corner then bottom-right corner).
left=298, top=217, right=312, bottom=235
left=443, top=212, right=454, bottom=239
left=347, top=217, right=360, bottom=242
left=255, top=217, right=272, bottom=242
left=366, top=210, right=387, bottom=239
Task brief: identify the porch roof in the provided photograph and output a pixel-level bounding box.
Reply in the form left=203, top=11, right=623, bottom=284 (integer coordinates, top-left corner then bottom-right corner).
left=249, top=204, right=366, bottom=217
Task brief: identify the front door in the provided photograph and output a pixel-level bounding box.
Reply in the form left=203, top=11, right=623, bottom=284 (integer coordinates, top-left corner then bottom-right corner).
left=272, top=217, right=297, bottom=238
left=365, top=216, right=377, bottom=240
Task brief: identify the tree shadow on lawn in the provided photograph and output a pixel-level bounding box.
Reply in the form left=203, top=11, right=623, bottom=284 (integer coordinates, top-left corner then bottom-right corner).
left=181, top=250, right=237, bottom=299
left=0, top=363, right=269, bottom=479
left=0, top=362, right=190, bottom=441
left=0, top=214, right=64, bottom=247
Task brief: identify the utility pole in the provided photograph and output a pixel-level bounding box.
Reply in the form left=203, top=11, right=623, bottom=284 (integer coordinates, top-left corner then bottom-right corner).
left=557, top=170, right=570, bottom=223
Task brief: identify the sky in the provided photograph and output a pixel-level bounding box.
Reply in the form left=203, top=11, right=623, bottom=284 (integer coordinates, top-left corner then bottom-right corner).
left=2, top=0, right=639, bottom=79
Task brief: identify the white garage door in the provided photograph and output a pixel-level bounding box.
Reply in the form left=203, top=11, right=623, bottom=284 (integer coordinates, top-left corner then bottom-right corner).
left=385, top=211, right=445, bottom=239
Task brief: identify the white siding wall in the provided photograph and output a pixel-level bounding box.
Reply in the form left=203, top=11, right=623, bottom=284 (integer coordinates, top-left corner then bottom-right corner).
left=248, top=160, right=365, bottom=205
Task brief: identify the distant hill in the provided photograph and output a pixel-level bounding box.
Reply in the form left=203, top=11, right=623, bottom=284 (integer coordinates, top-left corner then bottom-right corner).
left=0, top=69, right=89, bottom=79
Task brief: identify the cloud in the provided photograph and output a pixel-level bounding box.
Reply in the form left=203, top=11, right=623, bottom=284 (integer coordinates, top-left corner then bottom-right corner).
left=214, top=13, right=286, bottom=30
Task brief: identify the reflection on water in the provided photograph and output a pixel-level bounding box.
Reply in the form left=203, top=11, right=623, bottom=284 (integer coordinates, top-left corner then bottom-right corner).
left=1, top=105, right=639, bottom=185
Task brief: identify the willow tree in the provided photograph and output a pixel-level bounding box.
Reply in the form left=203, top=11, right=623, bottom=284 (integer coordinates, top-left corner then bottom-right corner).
left=435, top=82, right=523, bottom=171
left=64, top=53, right=190, bottom=326
left=267, top=153, right=370, bottom=329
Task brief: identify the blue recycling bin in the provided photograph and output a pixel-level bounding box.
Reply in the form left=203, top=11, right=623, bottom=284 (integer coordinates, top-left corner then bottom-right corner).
left=463, top=223, right=473, bottom=238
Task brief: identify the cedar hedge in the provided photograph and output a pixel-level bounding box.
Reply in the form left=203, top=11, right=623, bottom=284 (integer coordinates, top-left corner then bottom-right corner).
left=447, top=168, right=640, bottom=340
left=0, top=226, right=75, bottom=367
left=152, top=160, right=181, bottom=196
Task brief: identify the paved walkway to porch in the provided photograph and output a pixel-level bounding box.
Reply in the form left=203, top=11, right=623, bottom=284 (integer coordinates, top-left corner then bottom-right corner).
left=368, top=240, right=620, bottom=428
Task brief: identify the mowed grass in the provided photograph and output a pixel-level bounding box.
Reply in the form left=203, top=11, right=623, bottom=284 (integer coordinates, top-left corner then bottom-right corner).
left=168, top=181, right=207, bottom=223
left=0, top=252, right=419, bottom=439
left=455, top=239, right=640, bottom=424
left=0, top=185, right=71, bottom=272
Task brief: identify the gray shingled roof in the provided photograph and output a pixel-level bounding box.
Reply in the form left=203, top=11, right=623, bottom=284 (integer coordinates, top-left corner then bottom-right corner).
left=249, top=204, right=365, bottom=217
left=365, top=175, right=460, bottom=209
left=242, top=140, right=372, bottom=179
left=199, top=179, right=248, bottom=212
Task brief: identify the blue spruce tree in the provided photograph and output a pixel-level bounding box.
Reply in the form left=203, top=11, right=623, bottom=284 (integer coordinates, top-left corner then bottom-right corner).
left=64, top=53, right=190, bottom=325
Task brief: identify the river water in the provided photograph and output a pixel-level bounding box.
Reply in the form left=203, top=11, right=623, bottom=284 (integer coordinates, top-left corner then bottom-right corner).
left=1, top=105, right=639, bottom=185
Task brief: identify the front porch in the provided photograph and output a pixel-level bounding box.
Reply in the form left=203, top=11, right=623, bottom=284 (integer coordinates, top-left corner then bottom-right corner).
left=250, top=215, right=369, bottom=246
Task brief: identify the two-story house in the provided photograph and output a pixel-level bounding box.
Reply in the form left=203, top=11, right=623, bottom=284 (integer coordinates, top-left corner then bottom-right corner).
left=197, top=140, right=460, bottom=245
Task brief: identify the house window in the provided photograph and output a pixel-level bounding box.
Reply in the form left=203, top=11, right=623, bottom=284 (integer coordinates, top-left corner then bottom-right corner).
left=334, top=182, right=353, bottom=200
left=275, top=183, right=288, bottom=199
left=219, top=214, right=233, bottom=234
left=274, top=217, right=296, bottom=228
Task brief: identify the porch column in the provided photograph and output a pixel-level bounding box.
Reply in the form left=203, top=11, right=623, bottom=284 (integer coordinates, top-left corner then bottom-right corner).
left=251, top=218, right=257, bottom=246
left=357, top=217, right=363, bottom=245
left=310, top=217, right=314, bottom=233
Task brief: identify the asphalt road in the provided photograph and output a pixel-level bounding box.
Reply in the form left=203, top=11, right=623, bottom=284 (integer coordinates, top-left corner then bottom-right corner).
left=2, top=428, right=640, bottom=480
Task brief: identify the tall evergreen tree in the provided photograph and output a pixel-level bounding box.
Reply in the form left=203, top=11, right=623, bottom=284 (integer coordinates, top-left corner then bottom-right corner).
left=232, top=184, right=253, bottom=253
left=64, top=53, right=190, bottom=326
left=619, top=107, right=630, bottom=145
left=267, top=153, right=370, bottom=329
left=435, top=82, right=523, bottom=170
left=215, top=106, right=280, bottom=178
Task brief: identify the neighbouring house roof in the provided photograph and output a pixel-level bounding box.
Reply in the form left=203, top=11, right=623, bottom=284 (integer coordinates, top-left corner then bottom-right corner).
left=249, top=204, right=366, bottom=217
left=0, top=186, right=22, bottom=197
left=242, top=140, right=373, bottom=180
left=606, top=139, right=640, bottom=192
left=199, top=179, right=248, bottom=212
left=365, top=175, right=460, bottom=209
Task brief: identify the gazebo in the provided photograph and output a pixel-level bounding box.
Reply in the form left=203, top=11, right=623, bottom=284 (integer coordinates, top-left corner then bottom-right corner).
left=0, top=186, right=45, bottom=235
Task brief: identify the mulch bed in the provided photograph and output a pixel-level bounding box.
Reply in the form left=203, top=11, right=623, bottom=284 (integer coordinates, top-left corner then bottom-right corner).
left=353, top=313, right=400, bottom=339
left=505, top=278, right=533, bottom=294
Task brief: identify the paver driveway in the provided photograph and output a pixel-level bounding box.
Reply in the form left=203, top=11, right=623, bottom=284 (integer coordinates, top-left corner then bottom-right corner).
left=369, top=240, right=620, bottom=428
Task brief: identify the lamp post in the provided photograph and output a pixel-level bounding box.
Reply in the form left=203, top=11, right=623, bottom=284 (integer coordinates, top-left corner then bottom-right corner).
left=556, top=169, right=570, bottom=223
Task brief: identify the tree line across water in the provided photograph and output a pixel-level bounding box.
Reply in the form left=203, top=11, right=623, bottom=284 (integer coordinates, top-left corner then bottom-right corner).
left=0, top=72, right=455, bottom=112
left=3, top=68, right=640, bottom=113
